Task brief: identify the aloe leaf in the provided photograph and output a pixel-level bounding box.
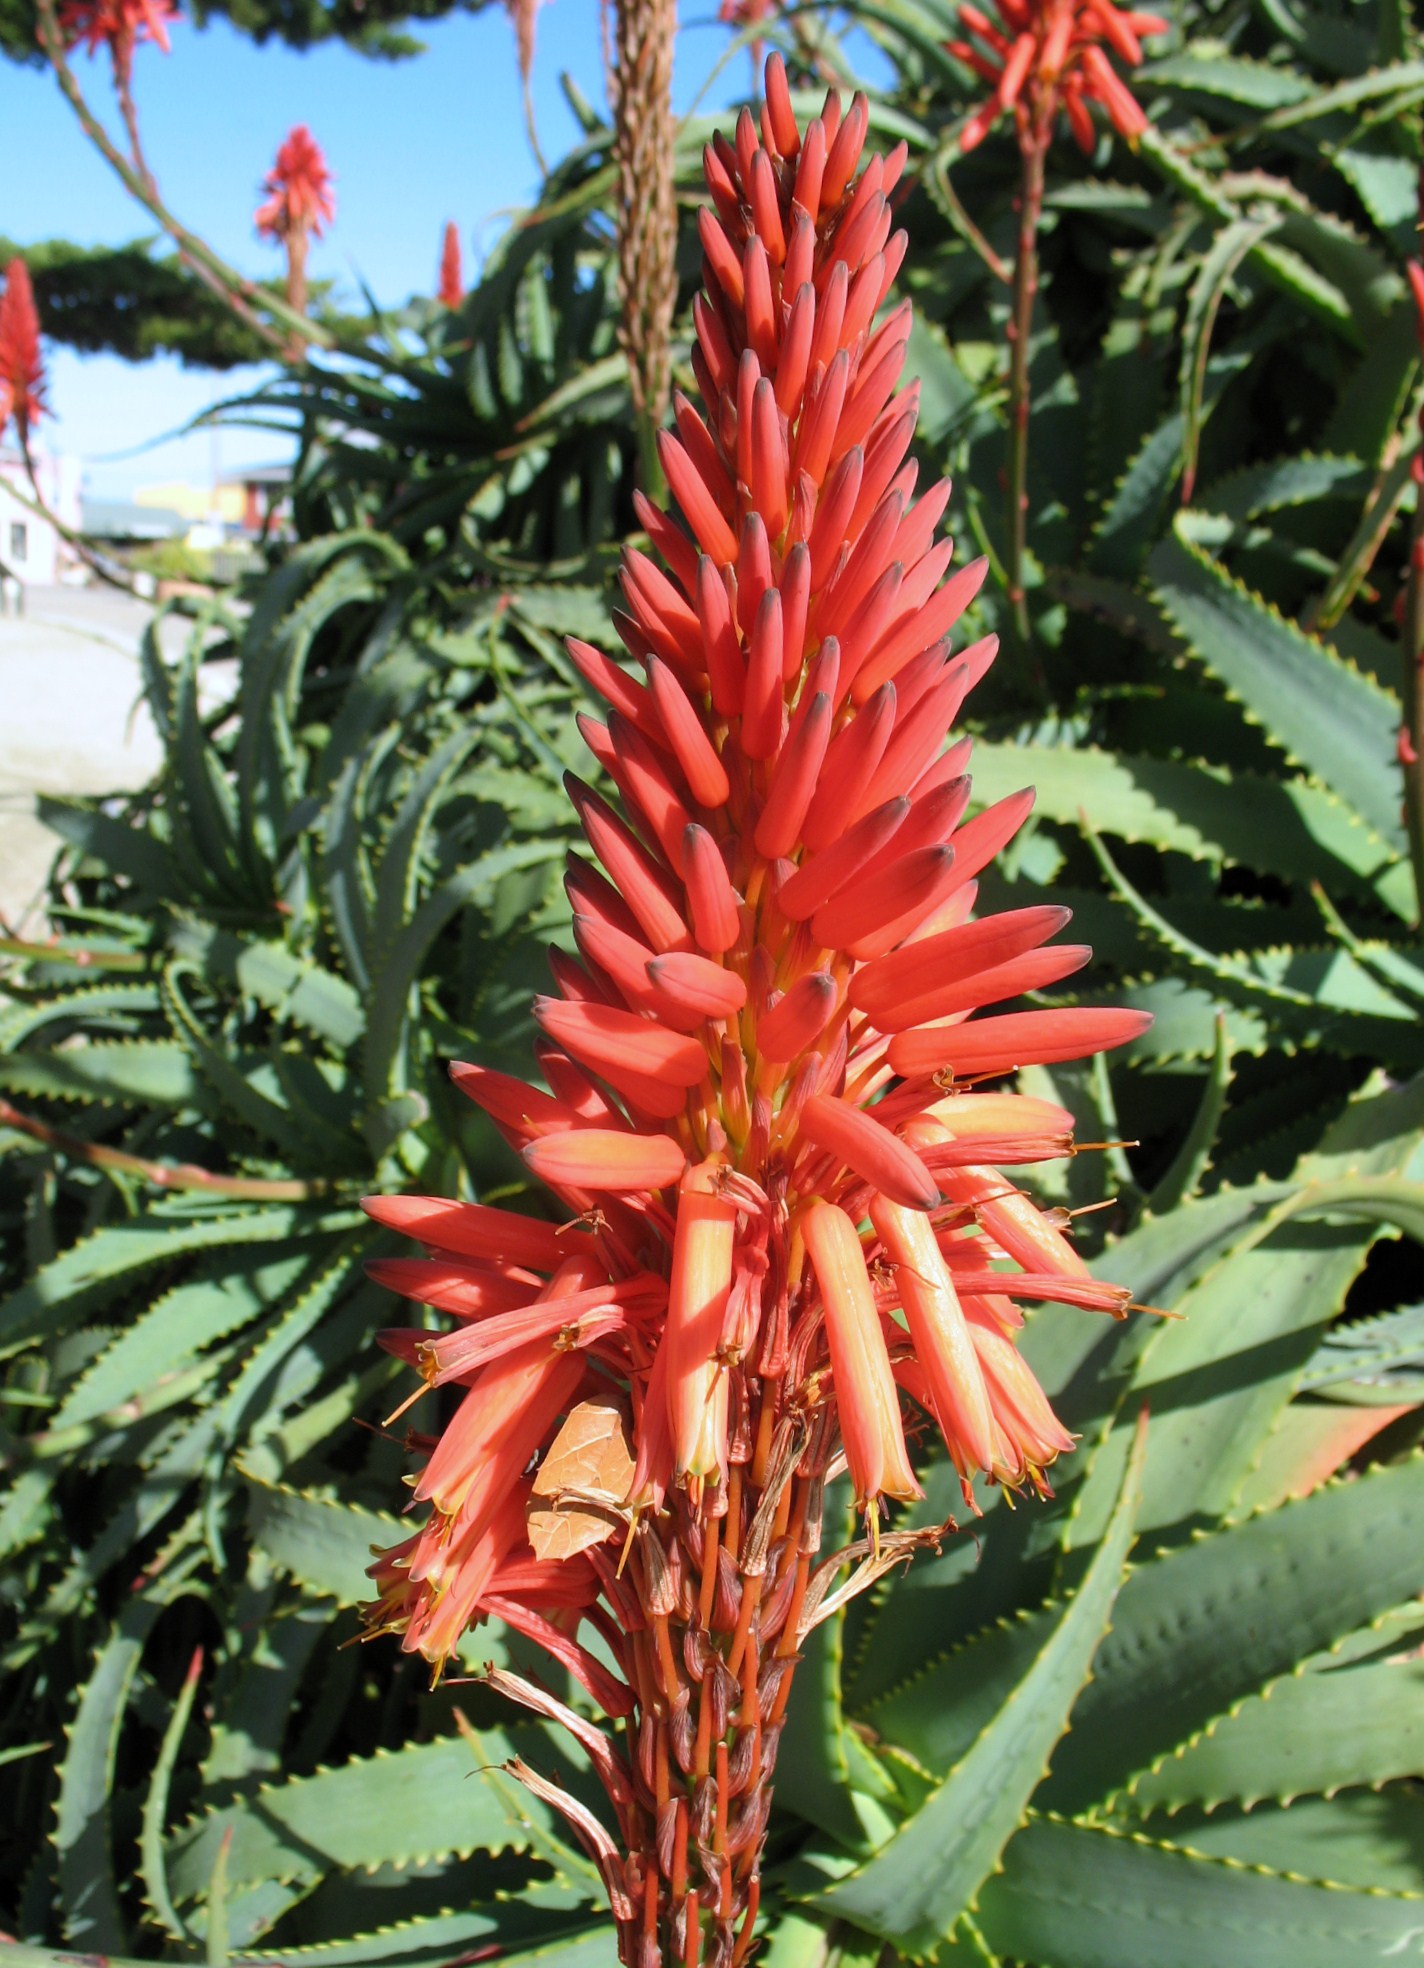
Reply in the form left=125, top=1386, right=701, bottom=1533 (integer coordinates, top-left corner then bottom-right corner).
left=370, top=727, right=481, bottom=959
left=240, top=1469, right=404, bottom=1608
left=199, top=1586, right=330, bottom=1796
left=1140, top=51, right=1312, bottom=108
left=291, top=1926, right=610, bottom=1968
left=165, top=1727, right=559, bottom=1900
left=208, top=1252, right=370, bottom=1451
left=0, top=1039, right=201, bottom=1109
left=1229, top=1396, right=1414, bottom=1514
left=1123, top=1648, right=1424, bottom=1814
left=1090, top=827, right=1424, bottom=1062
left=234, top=538, right=407, bottom=883
left=170, top=636, right=244, bottom=902
left=165, top=965, right=361, bottom=1169
left=1043, top=1449, right=1424, bottom=1812
left=1150, top=520, right=1405, bottom=849
left=1201, top=451, right=1372, bottom=519
left=168, top=920, right=364, bottom=1049
left=0, top=1466, right=52, bottom=1564
left=37, top=796, right=180, bottom=898
left=1114, top=1197, right=1381, bottom=1535
left=1257, top=56, right=1424, bottom=129
left=205, top=1823, right=232, bottom=1968
left=1179, top=217, right=1278, bottom=497
left=1301, top=1301, right=1424, bottom=1399
left=1136, top=129, right=1364, bottom=339
left=0, top=1209, right=343, bottom=1360
left=1154, top=1788, right=1424, bottom=1890
left=756, top=1912, right=835, bottom=1968
left=361, top=840, right=560, bottom=1104
left=974, top=1810, right=1424, bottom=1968
left=805, top=1422, right=1144, bottom=1950
left=1065, top=1076, right=1424, bottom=1545
left=140, top=1647, right=205, bottom=1944
left=48, top=1249, right=312, bottom=1433
left=1148, top=1017, right=1232, bottom=1213
left=968, top=742, right=1407, bottom=912
left=55, top=1582, right=202, bottom=1948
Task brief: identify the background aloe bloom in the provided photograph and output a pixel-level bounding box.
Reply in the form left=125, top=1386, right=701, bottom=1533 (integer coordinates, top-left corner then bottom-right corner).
left=362, top=53, right=1151, bottom=1966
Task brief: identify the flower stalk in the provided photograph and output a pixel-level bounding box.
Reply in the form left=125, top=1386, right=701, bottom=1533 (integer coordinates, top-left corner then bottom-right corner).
left=360, top=54, right=1149, bottom=1965
left=950, top=0, right=1164, bottom=647
left=1005, top=129, right=1045, bottom=646
left=1401, top=189, right=1424, bottom=923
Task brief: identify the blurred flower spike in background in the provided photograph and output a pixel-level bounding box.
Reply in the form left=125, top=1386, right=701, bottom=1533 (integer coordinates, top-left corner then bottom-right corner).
left=0, top=259, right=48, bottom=446
left=256, top=123, right=335, bottom=334
left=950, top=0, right=1167, bottom=152
left=56, top=0, right=176, bottom=82
left=255, top=124, right=337, bottom=243
left=363, top=50, right=1150, bottom=1966
left=438, top=220, right=464, bottom=307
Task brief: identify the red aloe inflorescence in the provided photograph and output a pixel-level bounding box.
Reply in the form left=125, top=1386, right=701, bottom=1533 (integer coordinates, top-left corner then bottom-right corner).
left=255, top=123, right=336, bottom=245
left=0, top=259, right=48, bottom=447
left=950, top=0, right=1166, bottom=154
left=57, top=0, right=176, bottom=82
left=363, top=54, right=1150, bottom=1967
left=438, top=220, right=464, bottom=308
left=256, top=124, right=334, bottom=335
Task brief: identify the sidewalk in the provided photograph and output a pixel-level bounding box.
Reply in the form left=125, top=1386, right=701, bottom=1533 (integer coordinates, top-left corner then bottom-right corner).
left=0, top=585, right=185, bottom=934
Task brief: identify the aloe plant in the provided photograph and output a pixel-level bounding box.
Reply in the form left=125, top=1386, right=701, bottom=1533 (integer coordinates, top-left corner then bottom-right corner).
left=4, top=1069, right=1417, bottom=1966
left=5, top=3, right=1424, bottom=1959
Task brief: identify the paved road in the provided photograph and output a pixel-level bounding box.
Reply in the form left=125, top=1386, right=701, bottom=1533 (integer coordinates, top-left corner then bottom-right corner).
left=0, top=585, right=191, bottom=933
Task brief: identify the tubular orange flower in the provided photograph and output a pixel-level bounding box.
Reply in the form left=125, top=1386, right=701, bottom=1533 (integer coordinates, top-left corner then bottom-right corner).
left=360, top=53, right=1149, bottom=1966
left=0, top=260, right=47, bottom=445
left=950, top=0, right=1167, bottom=154
left=802, top=1200, right=921, bottom=1509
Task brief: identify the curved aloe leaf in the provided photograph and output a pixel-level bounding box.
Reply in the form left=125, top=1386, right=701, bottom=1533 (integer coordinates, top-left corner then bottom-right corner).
left=805, top=1419, right=1145, bottom=1952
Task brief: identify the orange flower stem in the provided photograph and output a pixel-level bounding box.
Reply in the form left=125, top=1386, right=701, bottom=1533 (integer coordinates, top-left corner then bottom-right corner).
left=726, top=1570, right=763, bottom=1684
left=1005, top=128, right=1047, bottom=658
left=697, top=1509, right=721, bottom=1629
left=771, top=1558, right=812, bottom=1690
left=672, top=1801, right=689, bottom=1899
left=749, top=1378, right=778, bottom=1485
left=693, top=1674, right=713, bottom=1778
left=652, top=1611, right=683, bottom=1703
left=731, top=1878, right=761, bottom=1966
left=725, top=1464, right=743, bottom=1552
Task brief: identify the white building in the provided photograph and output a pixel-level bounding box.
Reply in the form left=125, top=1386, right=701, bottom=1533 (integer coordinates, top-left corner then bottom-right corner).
left=0, top=446, right=84, bottom=592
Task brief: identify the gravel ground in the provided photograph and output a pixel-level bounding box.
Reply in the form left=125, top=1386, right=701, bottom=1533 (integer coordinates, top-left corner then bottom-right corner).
left=0, top=584, right=224, bottom=935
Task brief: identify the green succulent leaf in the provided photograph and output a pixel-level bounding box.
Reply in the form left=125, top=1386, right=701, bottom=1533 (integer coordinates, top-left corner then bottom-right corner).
left=805, top=1420, right=1145, bottom=1951
left=973, top=1810, right=1424, bottom=1968
left=1149, top=520, right=1405, bottom=851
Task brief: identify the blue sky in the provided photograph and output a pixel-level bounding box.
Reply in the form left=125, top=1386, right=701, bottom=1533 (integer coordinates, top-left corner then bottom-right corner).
left=2, top=5, right=772, bottom=497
